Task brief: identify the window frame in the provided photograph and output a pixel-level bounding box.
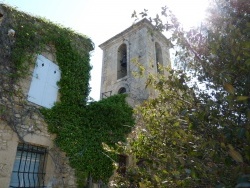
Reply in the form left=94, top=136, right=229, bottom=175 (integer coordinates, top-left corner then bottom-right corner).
left=155, top=42, right=163, bottom=74
left=118, top=87, right=126, bottom=94
left=117, top=44, right=128, bottom=80
left=9, top=143, right=47, bottom=188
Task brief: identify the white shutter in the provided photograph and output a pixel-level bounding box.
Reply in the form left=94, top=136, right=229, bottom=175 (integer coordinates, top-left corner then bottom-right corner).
left=27, top=55, right=61, bottom=108
left=27, top=55, right=49, bottom=106
left=41, top=61, right=61, bottom=108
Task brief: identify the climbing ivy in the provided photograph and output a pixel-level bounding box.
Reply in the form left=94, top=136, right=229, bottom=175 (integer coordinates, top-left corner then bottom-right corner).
left=43, top=94, right=134, bottom=185
left=3, top=5, right=92, bottom=81
left=2, top=4, right=134, bottom=186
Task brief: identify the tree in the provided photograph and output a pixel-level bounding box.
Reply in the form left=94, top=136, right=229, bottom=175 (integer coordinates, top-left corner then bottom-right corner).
left=108, top=0, right=250, bottom=187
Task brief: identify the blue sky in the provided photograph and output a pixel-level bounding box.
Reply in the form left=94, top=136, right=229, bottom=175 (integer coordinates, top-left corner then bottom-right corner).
left=1, top=0, right=208, bottom=101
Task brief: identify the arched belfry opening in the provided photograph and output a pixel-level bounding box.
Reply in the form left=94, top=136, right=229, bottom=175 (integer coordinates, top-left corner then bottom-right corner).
left=118, top=87, right=126, bottom=94
left=117, top=44, right=127, bottom=79
left=155, top=42, right=163, bottom=74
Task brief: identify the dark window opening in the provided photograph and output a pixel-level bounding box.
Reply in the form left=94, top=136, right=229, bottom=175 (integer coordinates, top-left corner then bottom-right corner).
left=155, top=42, right=163, bottom=74
left=9, top=143, right=47, bottom=188
left=117, top=44, right=127, bottom=79
left=121, top=54, right=127, bottom=67
left=117, top=155, right=127, bottom=175
left=118, top=87, right=126, bottom=94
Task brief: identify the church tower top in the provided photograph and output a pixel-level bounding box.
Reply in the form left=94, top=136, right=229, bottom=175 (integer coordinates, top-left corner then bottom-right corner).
left=99, top=18, right=169, bottom=49
left=99, top=18, right=171, bottom=106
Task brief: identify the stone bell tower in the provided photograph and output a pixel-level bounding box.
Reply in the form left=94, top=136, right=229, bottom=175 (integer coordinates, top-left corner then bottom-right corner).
left=99, top=18, right=171, bottom=106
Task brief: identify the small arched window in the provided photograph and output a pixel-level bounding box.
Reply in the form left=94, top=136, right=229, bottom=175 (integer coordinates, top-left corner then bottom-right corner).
left=155, top=42, right=163, bottom=74
left=117, top=44, right=127, bottom=79
left=118, top=87, right=126, bottom=94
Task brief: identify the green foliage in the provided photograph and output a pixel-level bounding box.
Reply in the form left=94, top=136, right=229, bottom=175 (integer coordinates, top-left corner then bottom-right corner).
left=110, top=0, right=250, bottom=187
left=42, top=94, right=134, bottom=185
left=3, top=4, right=134, bottom=186
left=55, top=36, right=91, bottom=106
left=110, top=71, right=224, bottom=187
left=3, top=4, right=92, bottom=80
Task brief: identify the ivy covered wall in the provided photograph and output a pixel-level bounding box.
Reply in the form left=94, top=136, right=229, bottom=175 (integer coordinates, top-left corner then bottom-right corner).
left=43, top=94, right=134, bottom=185
left=0, top=4, right=134, bottom=187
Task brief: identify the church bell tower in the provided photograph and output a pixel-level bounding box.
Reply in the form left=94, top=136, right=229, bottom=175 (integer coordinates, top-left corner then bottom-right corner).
left=99, top=18, right=171, bottom=105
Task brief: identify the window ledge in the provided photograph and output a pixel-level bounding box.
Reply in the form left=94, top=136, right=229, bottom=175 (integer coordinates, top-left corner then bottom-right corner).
left=117, top=76, right=128, bottom=82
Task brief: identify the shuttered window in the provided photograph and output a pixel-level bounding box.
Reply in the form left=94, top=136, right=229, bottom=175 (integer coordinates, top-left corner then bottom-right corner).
left=27, top=55, right=61, bottom=108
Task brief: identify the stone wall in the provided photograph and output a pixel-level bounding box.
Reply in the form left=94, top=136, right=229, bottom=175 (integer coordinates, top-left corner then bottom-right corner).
left=0, top=7, right=78, bottom=186
left=0, top=50, right=78, bottom=188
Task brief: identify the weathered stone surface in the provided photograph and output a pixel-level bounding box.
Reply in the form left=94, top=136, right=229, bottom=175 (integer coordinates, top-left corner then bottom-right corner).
left=0, top=163, right=9, bottom=177
left=99, top=19, right=171, bottom=106
left=0, top=4, right=78, bottom=187
left=1, top=132, right=12, bottom=140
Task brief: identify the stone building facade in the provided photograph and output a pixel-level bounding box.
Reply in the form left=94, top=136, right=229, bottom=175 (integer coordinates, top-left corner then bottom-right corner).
left=99, top=18, right=171, bottom=105
left=0, top=52, right=76, bottom=188
left=0, top=4, right=92, bottom=188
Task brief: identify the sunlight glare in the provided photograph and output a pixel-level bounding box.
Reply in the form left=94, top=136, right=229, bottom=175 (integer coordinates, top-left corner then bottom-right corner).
left=168, top=0, right=209, bottom=29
